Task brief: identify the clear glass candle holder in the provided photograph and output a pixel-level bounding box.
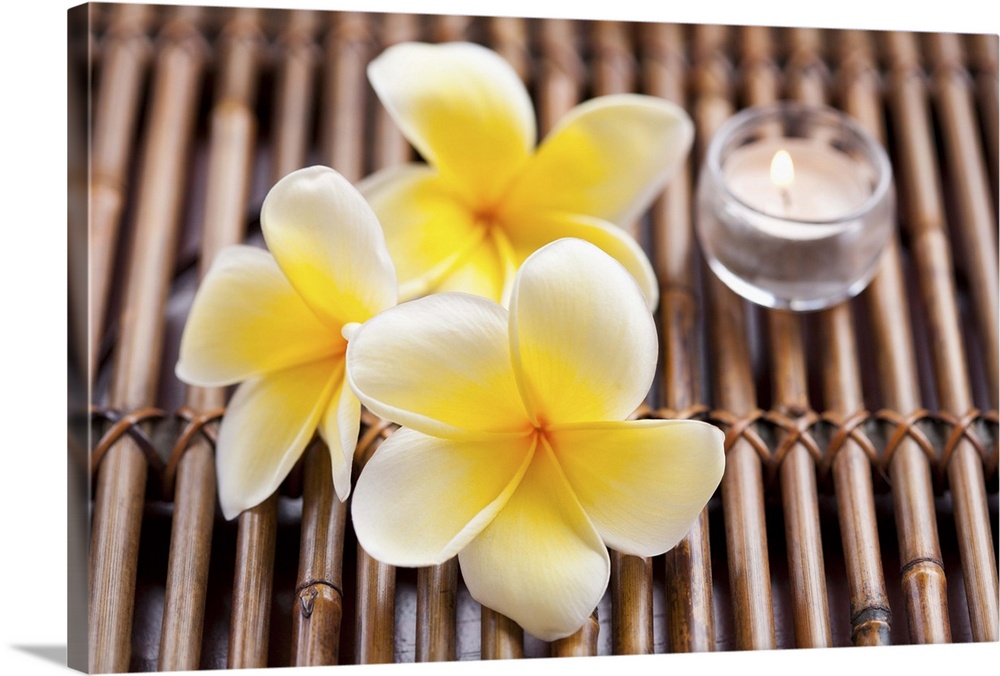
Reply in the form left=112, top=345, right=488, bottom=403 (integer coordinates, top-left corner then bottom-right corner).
left=696, top=102, right=895, bottom=312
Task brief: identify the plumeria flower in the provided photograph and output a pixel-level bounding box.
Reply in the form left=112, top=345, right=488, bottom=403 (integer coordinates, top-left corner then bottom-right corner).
left=346, top=238, right=725, bottom=641
left=176, top=166, right=397, bottom=518
left=359, top=41, right=694, bottom=309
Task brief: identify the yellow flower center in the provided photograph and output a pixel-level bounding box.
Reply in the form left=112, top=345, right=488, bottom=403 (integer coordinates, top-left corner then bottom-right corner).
left=472, top=206, right=503, bottom=232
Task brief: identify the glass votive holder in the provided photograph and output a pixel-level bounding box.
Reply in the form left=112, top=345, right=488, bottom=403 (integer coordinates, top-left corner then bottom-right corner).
left=696, top=102, right=895, bottom=312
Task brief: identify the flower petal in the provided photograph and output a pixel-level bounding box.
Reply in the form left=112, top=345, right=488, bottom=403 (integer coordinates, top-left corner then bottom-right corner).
left=505, top=211, right=659, bottom=310
left=351, top=428, right=534, bottom=566
left=504, top=94, right=693, bottom=227
left=458, top=439, right=609, bottom=641
left=509, top=239, right=658, bottom=426
left=430, top=232, right=507, bottom=302
left=358, top=165, right=485, bottom=300
left=176, top=245, right=334, bottom=388
left=346, top=293, right=530, bottom=438
left=548, top=419, right=725, bottom=556
left=318, top=364, right=360, bottom=501
left=215, top=359, right=340, bottom=520
left=260, top=166, right=397, bottom=327
left=367, top=42, right=535, bottom=206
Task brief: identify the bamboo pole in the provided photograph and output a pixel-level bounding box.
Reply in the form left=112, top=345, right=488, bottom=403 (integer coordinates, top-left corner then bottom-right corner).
left=837, top=28, right=952, bottom=645
left=490, top=15, right=531, bottom=83
left=549, top=611, right=600, bottom=657
left=807, top=28, right=906, bottom=648
left=88, top=7, right=207, bottom=672
left=966, top=33, right=998, bottom=208
left=292, top=442, right=349, bottom=665
left=372, top=14, right=419, bottom=172
left=433, top=12, right=473, bottom=43
left=319, top=11, right=397, bottom=664
left=322, top=12, right=372, bottom=182
left=229, top=492, right=279, bottom=667
left=267, top=10, right=352, bottom=668
left=884, top=30, right=999, bottom=643
left=159, top=8, right=263, bottom=671
left=538, top=18, right=582, bottom=138
left=925, top=32, right=999, bottom=404
left=819, top=301, right=893, bottom=646
left=641, top=21, right=716, bottom=654
left=747, top=26, right=830, bottom=649
left=693, top=23, right=778, bottom=651
left=481, top=609, right=524, bottom=659
left=589, top=17, right=655, bottom=657
left=271, top=10, right=320, bottom=187
left=88, top=3, right=154, bottom=386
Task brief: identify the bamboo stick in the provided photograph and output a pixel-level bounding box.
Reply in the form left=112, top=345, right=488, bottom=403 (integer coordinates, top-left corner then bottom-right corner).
left=967, top=33, right=998, bottom=208
left=746, top=26, right=836, bottom=650
left=271, top=10, right=320, bottom=185
left=228, top=491, right=279, bottom=668
left=153, top=8, right=265, bottom=671
left=642, top=24, right=715, bottom=652
left=354, top=515, right=397, bottom=663
left=549, top=611, right=600, bottom=657
left=89, top=3, right=154, bottom=386
left=322, top=12, right=372, bottom=181
left=266, top=10, right=351, bottom=668
left=538, top=19, right=582, bottom=137
left=693, top=22, right=777, bottom=651
left=433, top=12, right=473, bottom=43
left=884, top=30, right=999, bottom=642
left=480, top=609, right=524, bottom=659
left=925, top=32, right=999, bottom=404
left=820, top=302, right=893, bottom=646
left=88, top=7, right=207, bottom=673
left=836, top=28, right=950, bottom=645
left=415, top=562, right=458, bottom=661
left=589, top=18, right=654, bottom=656
left=821, top=45, right=902, bottom=649
left=490, top=15, right=531, bottom=83
left=321, top=12, right=398, bottom=664
left=292, top=443, right=349, bottom=665
left=641, top=21, right=716, bottom=653
left=372, top=14, right=418, bottom=172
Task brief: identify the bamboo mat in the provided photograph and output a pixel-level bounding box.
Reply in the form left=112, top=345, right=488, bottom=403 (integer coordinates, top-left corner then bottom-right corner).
left=69, top=3, right=1000, bottom=672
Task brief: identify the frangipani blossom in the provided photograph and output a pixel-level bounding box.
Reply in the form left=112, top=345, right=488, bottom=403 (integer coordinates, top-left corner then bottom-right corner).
left=347, top=238, right=724, bottom=641
left=176, top=166, right=397, bottom=518
left=360, top=41, right=694, bottom=309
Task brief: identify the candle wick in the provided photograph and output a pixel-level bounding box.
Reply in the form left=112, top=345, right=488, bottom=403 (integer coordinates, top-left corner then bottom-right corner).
left=780, top=187, right=791, bottom=213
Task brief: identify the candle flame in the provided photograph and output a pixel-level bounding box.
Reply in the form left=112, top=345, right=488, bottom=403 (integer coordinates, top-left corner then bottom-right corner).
left=770, top=149, right=795, bottom=189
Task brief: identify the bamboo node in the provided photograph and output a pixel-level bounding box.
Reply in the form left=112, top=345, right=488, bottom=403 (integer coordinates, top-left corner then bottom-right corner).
left=300, top=587, right=318, bottom=618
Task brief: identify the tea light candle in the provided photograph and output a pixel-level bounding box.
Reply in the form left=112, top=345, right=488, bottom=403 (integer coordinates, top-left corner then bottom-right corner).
left=696, top=103, right=895, bottom=311
left=725, top=139, right=869, bottom=224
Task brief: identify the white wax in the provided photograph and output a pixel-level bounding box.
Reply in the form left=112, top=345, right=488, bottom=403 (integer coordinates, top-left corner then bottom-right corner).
left=723, top=138, right=870, bottom=224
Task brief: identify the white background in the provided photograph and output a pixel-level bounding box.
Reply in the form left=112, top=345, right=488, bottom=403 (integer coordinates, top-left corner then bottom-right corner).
left=2, top=0, right=998, bottom=674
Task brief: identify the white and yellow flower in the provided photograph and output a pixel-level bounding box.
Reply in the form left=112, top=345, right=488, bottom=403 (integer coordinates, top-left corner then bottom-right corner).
left=360, top=41, right=694, bottom=309
left=347, top=238, right=724, bottom=641
left=176, top=166, right=397, bottom=518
